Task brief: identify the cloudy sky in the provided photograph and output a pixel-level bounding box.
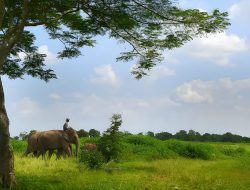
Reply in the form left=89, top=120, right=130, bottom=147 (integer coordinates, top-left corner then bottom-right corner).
left=4, top=0, right=250, bottom=137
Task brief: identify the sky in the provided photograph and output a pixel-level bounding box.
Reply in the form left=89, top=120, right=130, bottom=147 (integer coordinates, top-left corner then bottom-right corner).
left=4, top=0, right=250, bottom=137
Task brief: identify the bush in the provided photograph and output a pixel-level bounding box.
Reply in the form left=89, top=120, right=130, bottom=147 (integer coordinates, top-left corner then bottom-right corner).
left=166, top=140, right=216, bottom=160
left=98, top=114, right=122, bottom=162
left=122, top=135, right=176, bottom=161
left=79, top=147, right=104, bottom=169
left=11, top=139, right=27, bottom=153
left=220, top=146, right=246, bottom=157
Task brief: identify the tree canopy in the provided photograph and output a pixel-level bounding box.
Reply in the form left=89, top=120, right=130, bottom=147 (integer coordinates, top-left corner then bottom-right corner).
left=0, top=0, right=230, bottom=80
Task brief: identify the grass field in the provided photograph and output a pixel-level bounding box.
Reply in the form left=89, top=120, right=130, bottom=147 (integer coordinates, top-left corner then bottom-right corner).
left=7, top=136, right=250, bottom=190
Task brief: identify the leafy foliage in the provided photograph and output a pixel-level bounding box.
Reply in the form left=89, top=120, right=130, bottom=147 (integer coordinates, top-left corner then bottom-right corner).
left=219, top=146, right=247, bottom=157
left=77, top=129, right=89, bottom=138
left=79, top=146, right=104, bottom=169
left=177, top=143, right=215, bottom=160
left=98, top=114, right=122, bottom=162
left=0, top=0, right=230, bottom=79
left=88, top=129, right=100, bottom=138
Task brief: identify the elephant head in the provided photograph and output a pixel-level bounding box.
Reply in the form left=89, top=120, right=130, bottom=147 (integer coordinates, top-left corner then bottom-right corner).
left=63, top=127, right=80, bottom=156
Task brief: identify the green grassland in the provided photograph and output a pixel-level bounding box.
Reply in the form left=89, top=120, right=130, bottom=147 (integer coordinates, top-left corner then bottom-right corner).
left=8, top=136, right=250, bottom=190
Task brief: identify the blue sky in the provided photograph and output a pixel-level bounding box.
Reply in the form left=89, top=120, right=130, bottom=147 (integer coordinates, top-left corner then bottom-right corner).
left=4, top=0, right=250, bottom=137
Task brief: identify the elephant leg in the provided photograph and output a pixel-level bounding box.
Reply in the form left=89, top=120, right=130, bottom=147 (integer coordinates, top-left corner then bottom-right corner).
left=56, top=149, right=63, bottom=159
left=35, top=151, right=43, bottom=158
left=62, top=143, right=71, bottom=157
left=33, top=151, right=38, bottom=157
left=48, top=149, right=54, bottom=159
left=69, top=144, right=72, bottom=156
left=23, top=149, right=30, bottom=157
left=39, top=149, right=47, bottom=160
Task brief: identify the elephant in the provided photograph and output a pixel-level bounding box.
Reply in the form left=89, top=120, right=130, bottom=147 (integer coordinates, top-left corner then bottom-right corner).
left=24, top=131, right=44, bottom=157
left=25, top=128, right=80, bottom=159
left=24, top=131, right=61, bottom=158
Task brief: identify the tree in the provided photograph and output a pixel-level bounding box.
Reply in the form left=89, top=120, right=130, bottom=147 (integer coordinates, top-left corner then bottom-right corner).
left=146, top=131, right=155, bottom=137
left=77, top=129, right=89, bottom=138
left=0, top=0, right=229, bottom=187
left=88, top=129, right=100, bottom=138
left=98, top=114, right=122, bottom=162
left=155, top=131, right=172, bottom=140
left=174, top=130, right=188, bottom=140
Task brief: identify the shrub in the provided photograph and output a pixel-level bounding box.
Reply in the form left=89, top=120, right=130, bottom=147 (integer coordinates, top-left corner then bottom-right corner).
left=122, top=136, right=176, bottom=161
left=79, top=146, right=104, bottom=169
left=11, top=139, right=27, bottom=153
left=220, top=146, right=246, bottom=157
left=166, top=140, right=216, bottom=160
left=182, top=144, right=215, bottom=160
left=98, top=114, right=122, bottom=162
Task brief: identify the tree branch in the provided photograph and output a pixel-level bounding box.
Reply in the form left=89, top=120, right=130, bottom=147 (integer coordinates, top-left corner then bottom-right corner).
left=25, top=8, right=80, bottom=26
left=0, top=0, right=5, bottom=28
left=131, top=0, right=186, bottom=24
left=0, top=0, right=28, bottom=68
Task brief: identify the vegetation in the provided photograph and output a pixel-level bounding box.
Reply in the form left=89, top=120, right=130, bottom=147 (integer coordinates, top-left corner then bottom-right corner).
left=147, top=129, right=250, bottom=143
left=79, top=114, right=123, bottom=168
left=21, top=128, right=250, bottom=143
left=98, top=114, right=122, bottom=162
left=79, top=146, right=104, bottom=169
left=77, top=129, right=89, bottom=138
left=10, top=135, right=250, bottom=190
left=88, top=129, right=101, bottom=138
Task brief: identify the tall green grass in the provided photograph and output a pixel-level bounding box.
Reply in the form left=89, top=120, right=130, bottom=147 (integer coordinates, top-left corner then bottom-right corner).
left=120, top=135, right=249, bottom=161
left=9, top=136, right=250, bottom=190
left=12, top=155, right=250, bottom=190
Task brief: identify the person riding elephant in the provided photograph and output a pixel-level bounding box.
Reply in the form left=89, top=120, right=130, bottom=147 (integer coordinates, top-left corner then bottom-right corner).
left=63, top=118, right=70, bottom=131
left=25, top=128, right=80, bottom=159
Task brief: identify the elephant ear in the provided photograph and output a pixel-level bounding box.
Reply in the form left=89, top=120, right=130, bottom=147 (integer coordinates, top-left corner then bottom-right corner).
left=61, top=133, right=70, bottom=142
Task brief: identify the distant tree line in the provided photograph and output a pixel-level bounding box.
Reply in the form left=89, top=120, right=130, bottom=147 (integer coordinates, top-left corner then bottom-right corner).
left=145, top=130, right=250, bottom=143
left=13, top=129, right=250, bottom=143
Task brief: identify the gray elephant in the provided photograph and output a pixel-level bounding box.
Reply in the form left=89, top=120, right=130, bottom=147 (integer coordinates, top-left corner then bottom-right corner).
left=25, top=128, right=80, bottom=159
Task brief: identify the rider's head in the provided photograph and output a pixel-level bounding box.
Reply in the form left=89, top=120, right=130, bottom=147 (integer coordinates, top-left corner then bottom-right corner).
left=66, top=118, right=70, bottom=122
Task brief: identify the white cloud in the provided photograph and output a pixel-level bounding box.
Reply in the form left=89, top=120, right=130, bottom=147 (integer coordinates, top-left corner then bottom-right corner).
left=90, top=64, right=120, bottom=87
left=175, top=78, right=250, bottom=104
left=176, top=80, right=213, bottom=103
left=38, top=45, right=57, bottom=64
left=165, top=32, right=248, bottom=67
left=49, top=93, right=62, bottom=101
left=229, top=0, right=250, bottom=33
left=187, top=32, right=248, bottom=66
left=13, top=98, right=41, bottom=115
left=229, top=0, right=250, bottom=24
left=147, top=65, right=176, bottom=80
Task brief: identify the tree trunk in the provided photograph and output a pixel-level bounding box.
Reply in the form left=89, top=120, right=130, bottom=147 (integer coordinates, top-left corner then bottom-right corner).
left=0, top=77, right=16, bottom=188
